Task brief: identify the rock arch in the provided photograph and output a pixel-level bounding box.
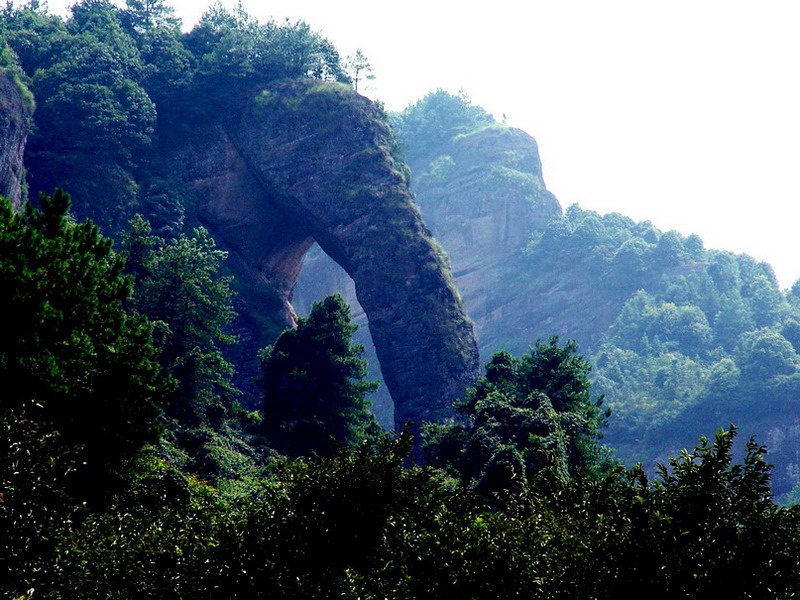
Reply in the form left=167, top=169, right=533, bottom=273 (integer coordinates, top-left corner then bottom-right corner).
left=178, top=81, right=480, bottom=428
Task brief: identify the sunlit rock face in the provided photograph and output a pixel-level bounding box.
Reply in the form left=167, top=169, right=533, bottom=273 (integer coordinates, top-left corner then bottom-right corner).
left=0, top=71, right=31, bottom=208
left=406, top=124, right=562, bottom=353
left=175, top=80, right=480, bottom=429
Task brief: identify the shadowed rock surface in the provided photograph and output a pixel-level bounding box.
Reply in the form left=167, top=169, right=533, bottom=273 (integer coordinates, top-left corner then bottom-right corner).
left=294, top=121, right=563, bottom=400
left=175, top=80, right=480, bottom=429
left=0, top=70, right=31, bottom=207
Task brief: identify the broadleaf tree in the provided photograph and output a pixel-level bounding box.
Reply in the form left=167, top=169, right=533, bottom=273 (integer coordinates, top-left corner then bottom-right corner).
left=423, top=336, right=613, bottom=497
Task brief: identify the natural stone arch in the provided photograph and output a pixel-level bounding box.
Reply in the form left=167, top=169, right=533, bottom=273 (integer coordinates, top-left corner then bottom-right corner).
left=177, top=80, right=480, bottom=428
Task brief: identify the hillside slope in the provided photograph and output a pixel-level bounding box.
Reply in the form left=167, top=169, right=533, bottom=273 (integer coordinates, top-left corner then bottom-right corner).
left=298, top=91, right=800, bottom=498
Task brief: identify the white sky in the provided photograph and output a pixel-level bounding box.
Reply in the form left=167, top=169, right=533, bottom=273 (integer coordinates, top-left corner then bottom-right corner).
left=42, top=0, right=800, bottom=287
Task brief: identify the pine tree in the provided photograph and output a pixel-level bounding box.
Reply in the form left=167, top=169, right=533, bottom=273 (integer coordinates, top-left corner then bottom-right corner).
left=0, top=190, right=168, bottom=502
left=121, top=218, right=239, bottom=427
left=259, top=294, right=381, bottom=457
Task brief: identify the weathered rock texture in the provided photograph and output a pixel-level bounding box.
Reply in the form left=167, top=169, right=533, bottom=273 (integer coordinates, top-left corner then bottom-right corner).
left=0, top=70, right=31, bottom=208
left=176, top=81, right=480, bottom=428
left=407, top=124, right=562, bottom=352
left=295, top=121, right=562, bottom=366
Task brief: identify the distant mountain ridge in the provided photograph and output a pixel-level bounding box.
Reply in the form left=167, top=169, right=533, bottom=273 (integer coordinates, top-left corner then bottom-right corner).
left=297, top=90, right=800, bottom=499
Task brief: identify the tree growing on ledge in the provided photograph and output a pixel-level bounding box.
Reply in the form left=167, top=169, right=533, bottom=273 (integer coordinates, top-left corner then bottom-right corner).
left=259, top=294, right=381, bottom=457
left=345, top=49, right=374, bottom=93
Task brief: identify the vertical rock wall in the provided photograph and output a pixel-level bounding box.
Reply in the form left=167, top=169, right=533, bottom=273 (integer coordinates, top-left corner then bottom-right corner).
left=179, top=81, right=481, bottom=429
left=293, top=117, right=563, bottom=374
left=0, top=70, right=31, bottom=207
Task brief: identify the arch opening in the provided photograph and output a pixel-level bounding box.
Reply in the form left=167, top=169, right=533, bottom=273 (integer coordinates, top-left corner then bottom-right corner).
left=182, top=80, right=480, bottom=429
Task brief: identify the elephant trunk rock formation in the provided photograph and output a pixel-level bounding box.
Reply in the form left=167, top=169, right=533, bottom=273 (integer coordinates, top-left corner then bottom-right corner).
left=179, top=81, right=480, bottom=428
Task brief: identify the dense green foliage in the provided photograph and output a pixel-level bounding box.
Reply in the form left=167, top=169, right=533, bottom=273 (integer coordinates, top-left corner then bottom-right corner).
left=390, top=89, right=495, bottom=171
left=423, top=338, right=612, bottom=497
left=123, top=215, right=238, bottom=426
left=0, top=190, right=168, bottom=588
left=259, top=294, right=381, bottom=457
left=0, top=0, right=347, bottom=232
left=120, top=214, right=273, bottom=490
left=3, top=0, right=157, bottom=228
left=519, top=205, right=800, bottom=496
left=527, top=426, right=800, bottom=598
left=7, top=420, right=800, bottom=598
left=183, top=3, right=345, bottom=122
left=0, top=192, right=166, bottom=490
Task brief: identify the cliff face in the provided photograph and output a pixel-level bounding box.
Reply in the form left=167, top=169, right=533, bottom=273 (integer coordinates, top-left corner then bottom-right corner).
left=408, top=124, right=561, bottom=351
left=294, top=121, right=562, bottom=364
left=0, top=70, right=31, bottom=208
left=175, top=81, right=480, bottom=428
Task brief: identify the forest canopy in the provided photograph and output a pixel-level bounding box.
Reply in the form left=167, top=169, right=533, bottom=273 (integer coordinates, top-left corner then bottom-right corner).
left=0, top=0, right=348, bottom=232
left=3, top=2, right=800, bottom=597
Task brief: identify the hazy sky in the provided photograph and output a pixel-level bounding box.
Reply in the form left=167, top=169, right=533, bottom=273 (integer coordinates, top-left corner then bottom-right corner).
left=43, top=0, right=800, bottom=287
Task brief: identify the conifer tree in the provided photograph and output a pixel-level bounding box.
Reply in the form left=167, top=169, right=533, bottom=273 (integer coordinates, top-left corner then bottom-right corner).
left=0, top=190, right=169, bottom=496
left=121, top=216, right=239, bottom=427
left=259, top=294, right=381, bottom=457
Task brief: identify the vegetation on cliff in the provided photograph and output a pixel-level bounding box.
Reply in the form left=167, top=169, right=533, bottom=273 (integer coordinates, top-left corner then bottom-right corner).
left=391, top=90, right=800, bottom=500
left=519, top=205, right=800, bottom=498
left=0, top=0, right=347, bottom=232
left=3, top=1, right=800, bottom=596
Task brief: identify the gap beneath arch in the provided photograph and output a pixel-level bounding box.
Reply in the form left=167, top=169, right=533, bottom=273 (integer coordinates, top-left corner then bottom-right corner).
left=293, top=243, right=394, bottom=429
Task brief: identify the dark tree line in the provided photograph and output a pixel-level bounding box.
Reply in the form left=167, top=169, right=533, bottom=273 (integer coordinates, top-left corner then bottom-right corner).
left=2, top=190, right=800, bottom=599
left=3, top=4, right=800, bottom=597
